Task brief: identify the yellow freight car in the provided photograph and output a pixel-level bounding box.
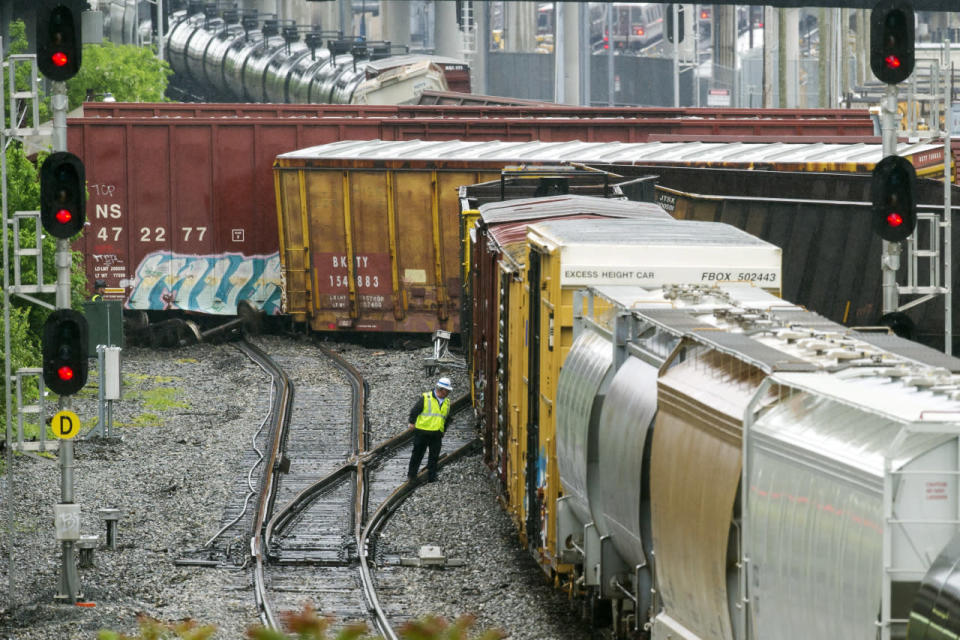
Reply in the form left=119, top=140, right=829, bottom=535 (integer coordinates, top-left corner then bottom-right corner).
left=463, top=191, right=670, bottom=539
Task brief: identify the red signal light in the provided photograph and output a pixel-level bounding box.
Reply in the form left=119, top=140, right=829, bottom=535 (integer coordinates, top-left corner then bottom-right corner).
left=885, top=54, right=902, bottom=69
left=57, top=365, right=74, bottom=381
left=700, top=10, right=709, bottom=19
left=886, top=212, right=904, bottom=227
left=52, top=51, right=68, bottom=67
left=55, top=208, right=72, bottom=224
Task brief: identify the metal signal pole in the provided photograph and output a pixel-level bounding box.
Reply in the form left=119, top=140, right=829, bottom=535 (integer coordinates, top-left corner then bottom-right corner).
left=51, top=80, right=80, bottom=604
left=881, top=83, right=900, bottom=315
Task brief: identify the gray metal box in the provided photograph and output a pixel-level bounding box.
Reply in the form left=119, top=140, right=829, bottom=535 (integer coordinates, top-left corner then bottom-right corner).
left=82, top=300, right=123, bottom=351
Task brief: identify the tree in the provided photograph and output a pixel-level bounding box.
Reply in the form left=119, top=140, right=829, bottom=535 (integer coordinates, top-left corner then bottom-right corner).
left=65, top=40, right=172, bottom=110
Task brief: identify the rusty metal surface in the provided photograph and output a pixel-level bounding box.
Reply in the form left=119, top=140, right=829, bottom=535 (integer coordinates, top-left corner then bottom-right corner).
left=477, top=194, right=669, bottom=224
left=67, top=108, right=879, bottom=318
left=80, top=101, right=876, bottom=125
left=275, top=163, right=497, bottom=332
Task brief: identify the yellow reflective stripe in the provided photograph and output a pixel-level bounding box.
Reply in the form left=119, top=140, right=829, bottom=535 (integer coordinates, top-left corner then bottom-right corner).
left=415, top=392, right=449, bottom=431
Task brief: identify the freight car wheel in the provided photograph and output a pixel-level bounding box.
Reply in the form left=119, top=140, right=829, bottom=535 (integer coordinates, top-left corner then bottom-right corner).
left=237, top=299, right=265, bottom=336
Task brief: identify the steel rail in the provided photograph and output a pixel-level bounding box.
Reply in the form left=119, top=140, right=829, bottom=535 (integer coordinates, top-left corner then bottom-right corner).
left=248, top=338, right=367, bottom=630
left=360, top=396, right=479, bottom=640
left=235, top=340, right=294, bottom=630
left=244, top=337, right=477, bottom=638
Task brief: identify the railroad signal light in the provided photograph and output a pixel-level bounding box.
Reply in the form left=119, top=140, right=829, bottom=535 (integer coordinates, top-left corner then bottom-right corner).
left=870, top=0, right=915, bottom=85
left=871, top=155, right=917, bottom=243
left=40, top=152, right=86, bottom=239
left=666, top=4, right=685, bottom=44
left=37, top=0, right=82, bottom=82
left=42, top=310, right=89, bottom=397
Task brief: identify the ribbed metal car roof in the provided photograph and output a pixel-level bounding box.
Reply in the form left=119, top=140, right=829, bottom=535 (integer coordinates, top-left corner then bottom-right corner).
left=854, top=333, right=960, bottom=373
left=529, top=218, right=776, bottom=246
left=276, top=138, right=941, bottom=169
left=478, top=194, right=671, bottom=224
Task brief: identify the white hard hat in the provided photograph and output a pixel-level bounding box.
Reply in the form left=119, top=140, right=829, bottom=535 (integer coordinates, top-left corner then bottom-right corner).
left=436, top=377, right=453, bottom=391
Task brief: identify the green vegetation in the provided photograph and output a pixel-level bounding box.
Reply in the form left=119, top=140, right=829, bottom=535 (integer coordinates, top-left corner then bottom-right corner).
left=0, top=18, right=173, bottom=446
left=142, top=387, right=189, bottom=411
left=111, top=373, right=187, bottom=428
left=97, top=608, right=506, bottom=640
left=96, top=615, right=216, bottom=640
left=64, top=40, right=172, bottom=111
left=126, top=413, right=159, bottom=428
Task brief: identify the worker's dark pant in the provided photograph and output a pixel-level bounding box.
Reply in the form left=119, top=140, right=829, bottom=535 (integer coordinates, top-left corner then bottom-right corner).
left=408, top=429, right=443, bottom=481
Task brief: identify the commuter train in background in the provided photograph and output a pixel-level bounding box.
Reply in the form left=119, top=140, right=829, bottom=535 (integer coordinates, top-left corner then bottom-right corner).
left=101, top=0, right=468, bottom=104
left=463, top=186, right=960, bottom=639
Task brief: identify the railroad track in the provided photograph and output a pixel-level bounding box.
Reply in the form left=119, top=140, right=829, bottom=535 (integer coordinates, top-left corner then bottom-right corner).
left=198, top=336, right=478, bottom=636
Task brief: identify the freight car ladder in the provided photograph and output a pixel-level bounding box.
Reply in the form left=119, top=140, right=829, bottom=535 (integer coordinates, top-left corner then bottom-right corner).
left=879, top=422, right=960, bottom=640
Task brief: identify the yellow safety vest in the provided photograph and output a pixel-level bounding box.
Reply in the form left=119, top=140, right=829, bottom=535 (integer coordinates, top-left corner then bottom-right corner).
left=415, top=392, right=449, bottom=432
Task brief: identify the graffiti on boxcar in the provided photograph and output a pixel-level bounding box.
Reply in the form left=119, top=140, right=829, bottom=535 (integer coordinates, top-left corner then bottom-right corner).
left=126, top=251, right=282, bottom=315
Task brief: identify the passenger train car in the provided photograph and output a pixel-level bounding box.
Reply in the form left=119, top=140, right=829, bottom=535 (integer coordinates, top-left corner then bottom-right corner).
left=464, top=191, right=960, bottom=639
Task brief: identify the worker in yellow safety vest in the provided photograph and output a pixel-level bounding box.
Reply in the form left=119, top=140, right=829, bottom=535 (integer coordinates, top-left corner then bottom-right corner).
left=91, top=279, right=106, bottom=302
left=406, top=377, right=453, bottom=483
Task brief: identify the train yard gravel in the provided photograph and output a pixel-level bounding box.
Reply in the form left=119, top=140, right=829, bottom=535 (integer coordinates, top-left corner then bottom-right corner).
left=0, top=336, right=598, bottom=640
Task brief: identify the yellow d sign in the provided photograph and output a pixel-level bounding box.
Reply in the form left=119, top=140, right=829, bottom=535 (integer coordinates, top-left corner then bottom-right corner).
left=52, top=410, right=81, bottom=440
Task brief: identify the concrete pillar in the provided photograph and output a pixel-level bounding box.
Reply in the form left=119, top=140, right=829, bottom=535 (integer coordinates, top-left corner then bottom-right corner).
left=505, top=1, right=537, bottom=52
left=579, top=1, right=591, bottom=106
left=382, top=1, right=412, bottom=49
left=434, top=0, right=462, bottom=59
left=856, top=9, right=869, bottom=86
left=338, top=0, right=351, bottom=37
left=763, top=6, right=777, bottom=107
left=472, top=1, right=488, bottom=94
left=783, top=8, right=799, bottom=108
left=818, top=8, right=830, bottom=108
left=553, top=1, right=580, bottom=105
left=713, top=4, right=735, bottom=70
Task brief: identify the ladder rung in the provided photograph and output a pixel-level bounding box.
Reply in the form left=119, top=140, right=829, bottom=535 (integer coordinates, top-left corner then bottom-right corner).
left=16, top=248, right=40, bottom=256
left=914, top=250, right=939, bottom=257
left=11, top=91, right=33, bottom=99
left=11, top=286, right=57, bottom=295
left=16, top=367, right=42, bottom=375
left=898, top=286, right=949, bottom=294
left=19, top=404, right=41, bottom=414
left=15, top=440, right=59, bottom=452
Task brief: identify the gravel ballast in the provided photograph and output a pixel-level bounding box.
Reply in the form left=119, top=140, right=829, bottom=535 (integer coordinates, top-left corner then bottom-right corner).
left=0, top=336, right=598, bottom=639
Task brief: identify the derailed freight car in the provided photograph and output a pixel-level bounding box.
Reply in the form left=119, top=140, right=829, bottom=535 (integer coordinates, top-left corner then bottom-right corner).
left=69, top=106, right=879, bottom=318
left=549, top=282, right=960, bottom=639
left=462, top=203, right=782, bottom=565
left=273, top=138, right=945, bottom=334
left=599, top=164, right=960, bottom=349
